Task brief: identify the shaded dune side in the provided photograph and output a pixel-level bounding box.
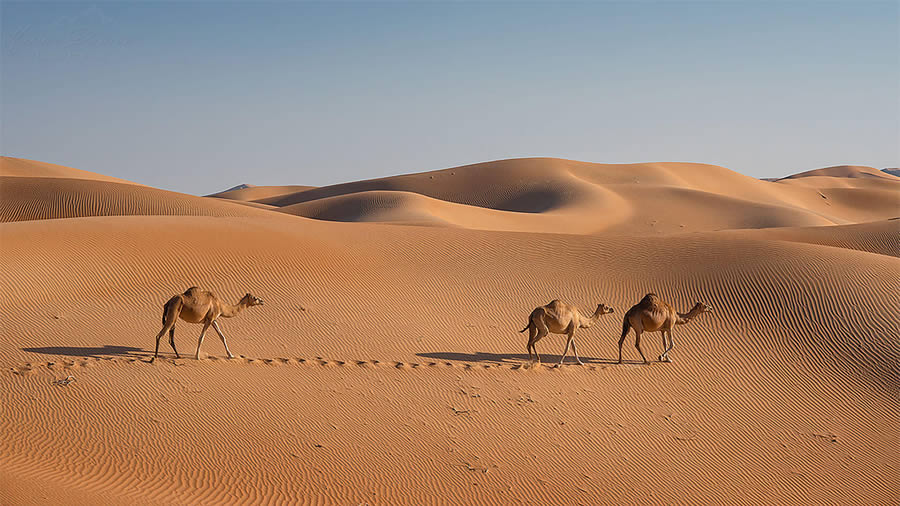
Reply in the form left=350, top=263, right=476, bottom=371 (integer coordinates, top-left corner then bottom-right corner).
left=279, top=189, right=630, bottom=233
left=724, top=219, right=900, bottom=257
left=208, top=185, right=316, bottom=202
left=283, top=186, right=837, bottom=234
left=281, top=190, right=462, bottom=227
left=599, top=185, right=835, bottom=234
left=811, top=187, right=900, bottom=223
left=0, top=177, right=278, bottom=222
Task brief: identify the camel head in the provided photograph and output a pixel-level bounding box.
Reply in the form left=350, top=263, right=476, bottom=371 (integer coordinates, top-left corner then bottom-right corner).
left=692, top=301, right=712, bottom=314
left=242, top=293, right=265, bottom=307
left=595, top=303, right=615, bottom=315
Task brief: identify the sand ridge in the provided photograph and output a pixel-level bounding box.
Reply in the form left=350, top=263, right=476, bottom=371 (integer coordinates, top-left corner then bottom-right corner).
left=0, top=156, right=142, bottom=184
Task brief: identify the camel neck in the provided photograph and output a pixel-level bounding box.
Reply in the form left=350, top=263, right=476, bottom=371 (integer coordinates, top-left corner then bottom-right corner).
left=676, top=307, right=701, bottom=325
left=221, top=300, right=248, bottom=318
left=580, top=308, right=602, bottom=328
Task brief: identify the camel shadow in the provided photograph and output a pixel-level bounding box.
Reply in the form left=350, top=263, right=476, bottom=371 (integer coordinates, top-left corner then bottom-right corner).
left=22, top=345, right=149, bottom=359
left=416, top=351, right=624, bottom=366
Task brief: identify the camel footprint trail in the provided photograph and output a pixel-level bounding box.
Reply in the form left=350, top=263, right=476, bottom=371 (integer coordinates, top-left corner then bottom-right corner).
left=7, top=354, right=639, bottom=379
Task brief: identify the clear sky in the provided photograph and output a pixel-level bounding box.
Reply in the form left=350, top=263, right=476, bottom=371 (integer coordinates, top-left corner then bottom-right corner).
left=2, top=1, right=898, bottom=195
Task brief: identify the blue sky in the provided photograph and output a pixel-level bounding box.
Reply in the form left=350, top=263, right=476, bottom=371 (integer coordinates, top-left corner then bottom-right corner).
left=2, top=1, right=897, bottom=195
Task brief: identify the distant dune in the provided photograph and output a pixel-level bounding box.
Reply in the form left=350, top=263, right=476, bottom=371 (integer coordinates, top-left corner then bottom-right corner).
left=220, top=183, right=254, bottom=193
left=1, top=156, right=897, bottom=505
left=207, top=184, right=317, bottom=202
left=778, top=164, right=899, bottom=180
left=210, top=158, right=900, bottom=234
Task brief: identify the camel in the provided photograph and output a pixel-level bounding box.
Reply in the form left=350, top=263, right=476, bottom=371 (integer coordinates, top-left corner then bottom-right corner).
left=150, top=287, right=264, bottom=362
left=618, top=293, right=711, bottom=364
left=519, top=299, right=614, bottom=366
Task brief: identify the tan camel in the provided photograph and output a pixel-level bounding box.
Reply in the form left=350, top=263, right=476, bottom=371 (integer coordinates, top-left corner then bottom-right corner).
left=519, top=299, right=614, bottom=366
left=618, top=293, right=711, bottom=364
left=150, top=287, right=264, bottom=362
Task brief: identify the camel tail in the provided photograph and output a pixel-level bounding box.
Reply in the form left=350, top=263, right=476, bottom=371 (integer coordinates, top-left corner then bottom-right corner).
left=162, top=296, right=180, bottom=326
left=519, top=321, right=531, bottom=333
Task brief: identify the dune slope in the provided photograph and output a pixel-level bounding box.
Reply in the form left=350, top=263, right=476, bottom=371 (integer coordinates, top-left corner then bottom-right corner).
left=0, top=156, right=141, bottom=185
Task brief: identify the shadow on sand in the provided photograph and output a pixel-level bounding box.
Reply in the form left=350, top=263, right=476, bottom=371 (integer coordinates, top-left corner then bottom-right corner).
left=416, top=351, right=631, bottom=366
left=22, top=345, right=148, bottom=359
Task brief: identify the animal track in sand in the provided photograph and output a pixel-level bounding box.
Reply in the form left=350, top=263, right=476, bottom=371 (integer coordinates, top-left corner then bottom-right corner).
left=7, top=355, right=614, bottom=376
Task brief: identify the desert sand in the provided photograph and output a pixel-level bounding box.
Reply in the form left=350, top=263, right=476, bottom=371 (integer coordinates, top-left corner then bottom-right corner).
left=1, top=156, right=897, bottom=504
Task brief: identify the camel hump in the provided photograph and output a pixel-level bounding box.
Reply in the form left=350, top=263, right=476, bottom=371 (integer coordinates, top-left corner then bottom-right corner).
left=183, top=286, right=201, bottom=296
left=638, top=293, right=664, bottom=309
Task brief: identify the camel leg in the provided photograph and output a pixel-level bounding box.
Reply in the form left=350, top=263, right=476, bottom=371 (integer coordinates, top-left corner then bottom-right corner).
left=558, top=327, right=575, bottom=366
left=153, top=297, right=181, bottom=363
left=212, top=321, right=235, bottom=359
left=526, top=326, right=537, bottom=364
left=169, top=325, right=180, bottom=359
left=532, top=327, right=548, bottom=365
left=570, top=337, right=584, bottom=365
left=658, top=331, right=667, bottom=361
left=195, top=322, right=211, bottom=360
left=151, top=327, right=169, bottom=363
left=634, top=330, right=648, bottom=364
left=618, top=330, right=628, bottom=364
left=558, top=336, right=572, bottom=366
left=661, top=330, right=674, bottom=362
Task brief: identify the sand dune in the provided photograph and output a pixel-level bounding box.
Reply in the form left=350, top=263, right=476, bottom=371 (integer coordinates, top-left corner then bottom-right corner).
left=210, top=158, right=900, bottom=233
left=208, top=184, right=316, bottom=203
left=0, top=156, right=141, bottom=185
left=278, top=189, right=632, bottom=233
left=723, top=219, right=900, bottom=257
left=1, top=157, right=897, bottom=504
left=778, top=164, right=900, bottom=181
left=0, top=176, right=278, bottom=222
left=775, top=175, right=897, bottom=190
